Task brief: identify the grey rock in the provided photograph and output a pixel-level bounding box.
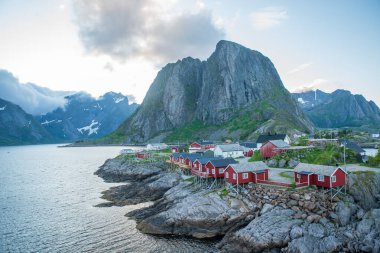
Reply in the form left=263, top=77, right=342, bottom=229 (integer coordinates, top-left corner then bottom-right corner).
left=288, top=235, right=342, bottom=253
left=261, top=203, right=274, bottom=215
left=287, top=200, right=298, bottom=207
left=278, top=159, right=286, bottom=168
left=304, top=193, right=311, bottom=201
left=336, top=202, right=351, bottom=226
left=307, top=223, right=325, bottom=238
left=347, top=173, right=380, bottom=210
left=290, top=226, right=304, bottom=239
left=356, top=218, right=374, bottom=234
left=219, top=208, right=303, bottom=252
left=306, top=214, right=321, bottom=223
left=290, top=193, right=300, bottom=201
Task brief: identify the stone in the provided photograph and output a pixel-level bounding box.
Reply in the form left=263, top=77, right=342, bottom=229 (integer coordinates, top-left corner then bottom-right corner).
left=336, top=202, right=351, bottom=226
left=307, top=223, right=325, bottom=238
left=287, top=200, right=298, bottom=207
left=307, top=214, right=321, bottom=223
left=304, top=193, right=311, bottom=201
left=231, top=199, right=241, bottom=210
left=291, top=206, right=301, bottom=212
left=294, top=212, right=303, bottom=219
left=298, top=201, right=304, bottom=207
left=290, top=193, right=300, bottom=200
left=260, top=203, right=274, bottom=215
left=306, top=202, right=317, bottom=211
left=290, top=226, right=304, bottom=239
left=356, top=218, right=374, bottom=234
left=278, top=159, right=286, bottom=168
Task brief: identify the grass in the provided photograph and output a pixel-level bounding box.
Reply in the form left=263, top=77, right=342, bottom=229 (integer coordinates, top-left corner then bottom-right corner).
left=279, top=171, right=293, bottom=179
left=164, top=120, right=212, bottom=142
left=248, top=150, right=263, bottom=162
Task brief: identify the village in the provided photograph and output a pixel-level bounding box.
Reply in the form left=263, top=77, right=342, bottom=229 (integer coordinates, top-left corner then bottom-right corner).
left=120, top=133, right=380, bottom=201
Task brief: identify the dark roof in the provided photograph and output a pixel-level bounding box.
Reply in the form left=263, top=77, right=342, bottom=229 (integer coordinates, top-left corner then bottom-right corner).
left=186, top=154, right=204, bottom=162
left=196, top=157, right=220, bottom=165
left=172, top=152, right=187, bottom=158
left=200, top=141, right=214, bottom=145
left=210, top=158, right=237, bottom=167
left=257, top=134, right=287, bottom=144
left=240, top=142, right=257, bottom=148
left=341, top=140, right=365, bottom=154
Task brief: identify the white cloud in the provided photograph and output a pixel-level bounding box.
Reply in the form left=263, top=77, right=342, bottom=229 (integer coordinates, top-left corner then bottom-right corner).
left=287, top=62, right=313, bottom=75
left=0, top=69, right=75, bottom=115
left=72, top=0, right=224, bottom=65
left=250, top=7, right=288, bottom=30
left=292, top=78, right=329, bottom=93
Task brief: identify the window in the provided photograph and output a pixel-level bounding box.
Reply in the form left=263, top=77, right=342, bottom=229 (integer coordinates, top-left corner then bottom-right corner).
left=318, top=175, right=324, bottom=182
left=243, top=173, right=249, bottom=179
left=331, top=176, right=336, bottom=183
left=199, top=164, right=202, bottom=170
left=212, top=169, right=215, bottom=174
left=219, top=168, right=224, bottom=174
left=297, top=174, right=301, bottom=179
left=225, top=172, right=229, bottom=178
left=233, top=173, right=236, bottom=180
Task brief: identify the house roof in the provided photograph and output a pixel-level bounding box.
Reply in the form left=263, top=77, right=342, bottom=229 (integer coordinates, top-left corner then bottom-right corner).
left=268, top=140, right=290, bottom=148
left=240, top=142, right=257, bottom=148
left=216, top=144, right=244, bottom=152
left=256, top=134, right=287, bottom=144
left=195, top=157, right=220, bottom=165
left=341, top=140, right=365, bottom=154
left=294, top=163, right=346, bottom=176
left=185, top=154, right=205, bottom=162
left=228, top=161, right=267, bottom=173
left=172, top=152, right=187, bottom=158
left=209, top=158, right=237, bottom=167
left=200, top=141, right=214, bottom=145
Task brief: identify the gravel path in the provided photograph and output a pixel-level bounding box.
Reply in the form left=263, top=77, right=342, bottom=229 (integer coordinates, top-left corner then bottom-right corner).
left=345, top=164, right=380, bottom=173
left=268, top=168, right=293, bottom=184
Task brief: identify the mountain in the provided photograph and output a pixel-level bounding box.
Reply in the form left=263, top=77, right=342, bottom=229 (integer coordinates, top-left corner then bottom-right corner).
left=292, top=89, right=380, bottom=130
left=37, top=92, right=139, bottom=140
left=109, top=40, right=313, bottom=143
left=0, top=98, right=54, bottom=145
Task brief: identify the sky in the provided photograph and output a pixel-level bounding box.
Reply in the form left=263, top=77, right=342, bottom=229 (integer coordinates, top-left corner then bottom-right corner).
left=1, top=0, right=379, bottom=108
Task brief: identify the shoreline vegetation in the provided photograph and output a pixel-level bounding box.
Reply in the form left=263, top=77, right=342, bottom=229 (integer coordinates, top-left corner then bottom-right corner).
left=94, top=152, right=380, bottom=252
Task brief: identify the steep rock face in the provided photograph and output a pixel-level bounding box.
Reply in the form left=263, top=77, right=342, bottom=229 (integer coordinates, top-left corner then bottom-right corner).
left=116, top=40, right=313, bottom=142
left=293, top=89, right=380, bottom=129
left=38, top=92, right=138, bottom=140
left=0, top=98, right=53, bottom=145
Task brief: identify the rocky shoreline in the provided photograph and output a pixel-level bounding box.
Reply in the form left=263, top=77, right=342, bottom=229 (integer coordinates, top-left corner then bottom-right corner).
left=95, top=157, right=380, bottom=252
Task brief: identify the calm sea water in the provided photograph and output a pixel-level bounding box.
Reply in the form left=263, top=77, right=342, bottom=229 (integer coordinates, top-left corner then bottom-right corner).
left=0, top=144, right=216, bottom=253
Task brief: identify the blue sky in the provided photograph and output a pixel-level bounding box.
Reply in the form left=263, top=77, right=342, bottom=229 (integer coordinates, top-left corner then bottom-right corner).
left=0, top=0, right=379, bottom=105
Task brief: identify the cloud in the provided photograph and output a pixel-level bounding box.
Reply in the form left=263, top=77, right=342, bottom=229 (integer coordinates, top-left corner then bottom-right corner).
left=0, top=69, right=74, bottom=115
left=292, top=79, right=329, bottom=93
left=288, top=62, right=313, bottom=75
left=104, top=62, right=114, bottom=72
left=250, top=7, right=288, bottom=30
left=126, top=94, right=137, bottom=103
left=72, top=0, right=224, bottom=65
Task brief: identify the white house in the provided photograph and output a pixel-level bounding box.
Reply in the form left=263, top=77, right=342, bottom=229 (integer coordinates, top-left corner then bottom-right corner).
left=214, top=144, right=244, bottom=158
left=371, top=133, right=380, bottom=138
left=146, top=143, right=168, bottom=150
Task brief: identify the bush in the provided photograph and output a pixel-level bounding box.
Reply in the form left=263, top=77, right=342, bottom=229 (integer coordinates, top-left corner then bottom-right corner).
left=249, top=150, right=263, bottom=162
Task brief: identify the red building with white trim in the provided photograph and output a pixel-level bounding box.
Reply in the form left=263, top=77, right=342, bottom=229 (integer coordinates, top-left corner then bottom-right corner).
left=260, top=140, right=290, bottom=158
left=294, top=163, right=347, bottom=188
left=224, top=162, right=269, bottom=184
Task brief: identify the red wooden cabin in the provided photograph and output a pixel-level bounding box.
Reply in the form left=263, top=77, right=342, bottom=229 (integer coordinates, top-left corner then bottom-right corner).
left=136, top=152, right=150, bottom=159
left=260, top=140, right=290, bottom=158
left=224, top=162, right=269, bottom=184
left=171, top=147, right=179, bottom=153
left=204, top=158, right=237, bottom=178
left=294, top=163, right=347, bottom=188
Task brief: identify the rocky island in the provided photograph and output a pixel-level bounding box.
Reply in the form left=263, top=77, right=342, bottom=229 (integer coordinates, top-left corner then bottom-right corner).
left=95, top=155, right=380, bottom=252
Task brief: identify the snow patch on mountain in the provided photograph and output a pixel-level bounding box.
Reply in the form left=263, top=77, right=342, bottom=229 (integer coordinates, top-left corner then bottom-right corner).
left=41, top=119, right=56, bottom=125
left=297, top=98, right=306, bottom=104
left=77, top=120, right=100, bottom=136
left=114, top=97, right=125, bottom=103
left=0, top=105, right=6, bottom=111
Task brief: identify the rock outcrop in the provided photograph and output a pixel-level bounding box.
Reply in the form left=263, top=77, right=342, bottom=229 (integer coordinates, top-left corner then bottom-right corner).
left=113, top=40, right=313, bottom=142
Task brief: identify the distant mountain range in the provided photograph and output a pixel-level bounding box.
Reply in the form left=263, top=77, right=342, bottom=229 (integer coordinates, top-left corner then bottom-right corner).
left=0, top=98, right=54, bottom=145
left=107, top=40, right=314, bottom=143
left=37, top=92, right=138, bottom=140
left=0, top=71, right=139, bottom=145
left=292, top=89, right=380, bottom=130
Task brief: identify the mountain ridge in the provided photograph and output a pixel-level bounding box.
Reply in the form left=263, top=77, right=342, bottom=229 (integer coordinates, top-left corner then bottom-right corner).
left=109, top=40, right=314, bottom=143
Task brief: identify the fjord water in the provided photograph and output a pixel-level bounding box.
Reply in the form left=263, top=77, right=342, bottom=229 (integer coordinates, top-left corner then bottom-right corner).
left=0, top=145, right=215, bottom=252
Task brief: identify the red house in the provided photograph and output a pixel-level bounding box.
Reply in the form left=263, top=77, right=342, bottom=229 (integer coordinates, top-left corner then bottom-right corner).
left=205, top=158, right=237, bottom=178
left=136, top=152, right=150, bottom=159
left=224, top=162, right=269, bottom=184
left=189, top=141, right=215, bottom=153
left=294, top=163, right=347, bottom=188
left=260, top=140, right=290, bottom=159
left=171, top=147, right=179, bottom=153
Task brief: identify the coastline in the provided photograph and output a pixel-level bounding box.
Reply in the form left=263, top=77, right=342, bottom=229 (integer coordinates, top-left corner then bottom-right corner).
left=95, top=155, right=380, bottom=252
